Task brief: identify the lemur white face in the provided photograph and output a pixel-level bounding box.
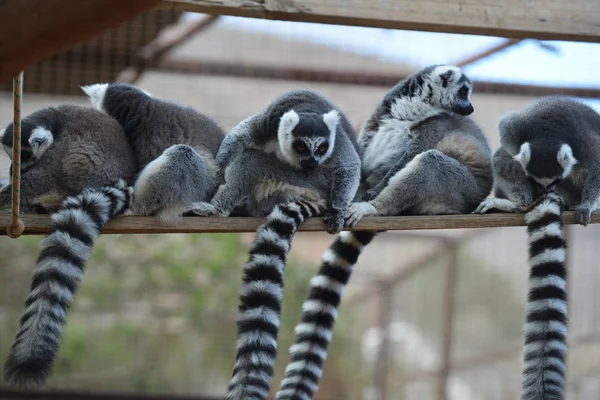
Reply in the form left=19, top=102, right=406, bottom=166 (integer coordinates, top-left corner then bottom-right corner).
left=514, top=142, right=577, bottom=189
left=1, top=125, right=54, bottom=172
left=430, top=66, right=474, bottom=116
left=278, top=109, right=338, bottom=171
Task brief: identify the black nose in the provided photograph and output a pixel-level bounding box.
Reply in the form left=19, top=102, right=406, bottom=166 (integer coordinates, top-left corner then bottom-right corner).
left=452, top=103, right=474, bottom=116
left=301, top=158, right=318, bottom=171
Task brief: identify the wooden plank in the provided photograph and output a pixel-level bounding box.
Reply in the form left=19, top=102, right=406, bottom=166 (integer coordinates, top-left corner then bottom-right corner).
left=0, top=0, right=161, bottom=83
left=0, top=211, right=597, bottom=236
left=157, top=0, right=600, bottom=43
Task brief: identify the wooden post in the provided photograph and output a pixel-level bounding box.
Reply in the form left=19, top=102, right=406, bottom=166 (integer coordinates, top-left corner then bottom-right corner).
left=372, top=281, right=394, bottom=400
left=437, top=244, right=460, bottom=400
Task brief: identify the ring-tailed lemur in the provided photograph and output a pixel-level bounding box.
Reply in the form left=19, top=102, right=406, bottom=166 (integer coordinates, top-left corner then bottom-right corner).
left=192, top=89, right=361, bottom=234
left=4, top=180, right=134, bottom=388
left=0, top=104, right=137, bottom=213
left=81, top=83, right=226, bottom=223
left=199, top=91, right=360, bottom=400
left=273, top=65, right=494, bottom=400
left=475, top=96, right=600, bottom=226
left=521, top=190, right=568, bottom=400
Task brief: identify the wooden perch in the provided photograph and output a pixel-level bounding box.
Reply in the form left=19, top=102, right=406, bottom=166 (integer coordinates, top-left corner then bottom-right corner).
left=158, top=0, right=600, bottom=43
left=0, top=0, right=162, bottom=83
left=0, top=212, right=596, bottom=236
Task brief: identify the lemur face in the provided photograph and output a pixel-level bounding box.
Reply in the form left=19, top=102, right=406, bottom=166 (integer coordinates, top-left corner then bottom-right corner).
left=278, top=109, right=339, bottom=172
left=513, top=142, right=577, bottom=190
left=1, top=121, right=54, bottom=173
left=430, top=66, right=474, bottom=116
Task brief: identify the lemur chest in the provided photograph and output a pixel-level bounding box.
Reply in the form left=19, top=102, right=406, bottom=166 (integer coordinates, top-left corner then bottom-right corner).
left=362, top=118, right=413, bottom=175
left=253, top=181, right=323, bottom=203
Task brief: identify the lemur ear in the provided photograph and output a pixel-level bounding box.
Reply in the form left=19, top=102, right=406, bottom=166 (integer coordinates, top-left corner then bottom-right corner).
left=513, top=142, right=531, bottom=167
left=322, top=109, right=340, bottom=134
left=80, top=83, right=109, bottom=111
left=557, top=143, right=577, bottom=169
left=278, top=109, right=300, bottom=139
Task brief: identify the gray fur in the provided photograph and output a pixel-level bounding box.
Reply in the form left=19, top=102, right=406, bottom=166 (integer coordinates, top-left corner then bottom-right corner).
left=81, top=83, right=226, bottom=222
left=346, top=64, right=493, bottom=225
left=475, top=96, right=600, bottom=225
left=274, top=65, right=493, bottom=400
left=4, top=180, right=134, bottom=388
left=194, top=89, right=361, bottom=234
left=0, top=104, right=137, bottom=212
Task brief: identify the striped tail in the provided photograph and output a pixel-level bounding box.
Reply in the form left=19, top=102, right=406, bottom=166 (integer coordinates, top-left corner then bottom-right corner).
left=225, top=200, right=325, bottom=400
left=275, top=230, right=377, bottom=400
left=4, top=180, right=133, bottom=388
left=521, top=192, right=568, bottom=400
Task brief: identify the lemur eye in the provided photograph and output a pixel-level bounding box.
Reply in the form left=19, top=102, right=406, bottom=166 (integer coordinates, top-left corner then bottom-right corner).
left=318, top=144, right=328, bottom=153
left=294, top=143, right=306, bottom=152
left=459, top=86, right=469, bottom=98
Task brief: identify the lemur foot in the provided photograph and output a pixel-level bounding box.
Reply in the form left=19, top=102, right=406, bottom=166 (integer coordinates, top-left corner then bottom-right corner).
left=190, top=202, right=227, bottom=217
left=362, top=188, right=380, bottom=201
left=323, top=208, right=345, bottom=234
left=572, top=203, right=593, bottom=226
left=473, top=197, right=520, bottom=214
left=344, top=202, right=377, bottom=228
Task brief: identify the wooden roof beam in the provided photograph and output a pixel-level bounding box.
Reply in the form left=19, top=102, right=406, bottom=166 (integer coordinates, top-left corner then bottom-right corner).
left=0, top=0, right=162, bottom=83
left=0, top=212, right=597, bottom=236
left=157, top=0, right=600, bottom=43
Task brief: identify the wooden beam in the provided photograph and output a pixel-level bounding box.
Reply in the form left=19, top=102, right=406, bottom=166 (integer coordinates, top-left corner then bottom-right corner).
left=157, top=0, right=600, bottom=43
left=0, top=211, right=597, bottom=236
left=152, top=59, right=600, bottom=99
left=0, top=0, right=162, bottom=83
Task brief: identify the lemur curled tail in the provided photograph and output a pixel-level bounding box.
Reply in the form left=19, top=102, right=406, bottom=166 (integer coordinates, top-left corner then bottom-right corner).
left=226, top=200, right=327, bottom=400
left=521, top=191, right=568, bottom=400
left=4, top=181, right=133, bottom=388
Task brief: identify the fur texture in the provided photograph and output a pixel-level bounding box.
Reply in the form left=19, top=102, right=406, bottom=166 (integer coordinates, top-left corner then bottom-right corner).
left=4, top=181, right=133, bottom=388
left=274, top=65, right=493, bottom=399
left=225, top=200, right=326, bottom=400
left=475, top=96, right=600, bottom=226
left=82, top=83, right=225, bottom=222
left=274, top=231, right=376, bottom=400
left=0, top=104, right=137, bottom=212
left=521, top=191, right=568, bottom=400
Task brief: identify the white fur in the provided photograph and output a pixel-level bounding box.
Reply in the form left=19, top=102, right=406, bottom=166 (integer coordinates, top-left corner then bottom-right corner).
left=133, top=151, right=169, bottom=195
left=321, top=110, right=338, bottom=160
left=29, top=127, right=54, bottom=159
left=0, top=128, right=5, bottom=140
left=277, top=109, right=301, bottom=169
left=81, top=83, right=108, bottom=112
left=557, top=143, right=577, bottom=178
left=514, top=142, right=531, bottom=169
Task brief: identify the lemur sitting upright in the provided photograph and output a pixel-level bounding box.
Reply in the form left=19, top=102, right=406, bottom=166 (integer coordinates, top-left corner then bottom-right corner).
left=273, top=65, right=494, bottom=400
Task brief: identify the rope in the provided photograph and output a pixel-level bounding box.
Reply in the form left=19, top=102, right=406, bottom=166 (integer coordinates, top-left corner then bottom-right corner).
left=6, top=72, right=25, bottom=238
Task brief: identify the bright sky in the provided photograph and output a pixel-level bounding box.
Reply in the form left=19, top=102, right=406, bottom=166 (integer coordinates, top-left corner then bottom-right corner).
left=184, top=13, right=600, bottom=109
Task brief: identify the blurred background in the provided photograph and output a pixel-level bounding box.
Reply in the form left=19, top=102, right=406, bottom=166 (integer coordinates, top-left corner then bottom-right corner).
left=1, top=9, right=600, bottom=400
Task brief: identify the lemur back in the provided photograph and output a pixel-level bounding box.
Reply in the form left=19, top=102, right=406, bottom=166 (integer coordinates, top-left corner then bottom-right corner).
left=0, top=104, right=137, bottom=212
left=274, top=65, right=494, bottom=400
left=82, top=83, right=226, bottom=222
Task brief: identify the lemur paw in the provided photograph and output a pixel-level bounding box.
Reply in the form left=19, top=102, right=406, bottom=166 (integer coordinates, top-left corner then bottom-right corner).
left=573, top=203, right=593, bottom=226
left=362, top=189, right=380, bottom=201
left=344, top=202, right=377, bottom=228
left=323, top=208, right=345, bottom=234
left=190, top=202, right=226, bottom=217
left=473, top=198, right=519, bottom=214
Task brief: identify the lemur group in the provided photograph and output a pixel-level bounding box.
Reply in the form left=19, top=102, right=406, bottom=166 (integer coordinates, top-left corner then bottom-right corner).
left=2, top=64, right=594, bottom=400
